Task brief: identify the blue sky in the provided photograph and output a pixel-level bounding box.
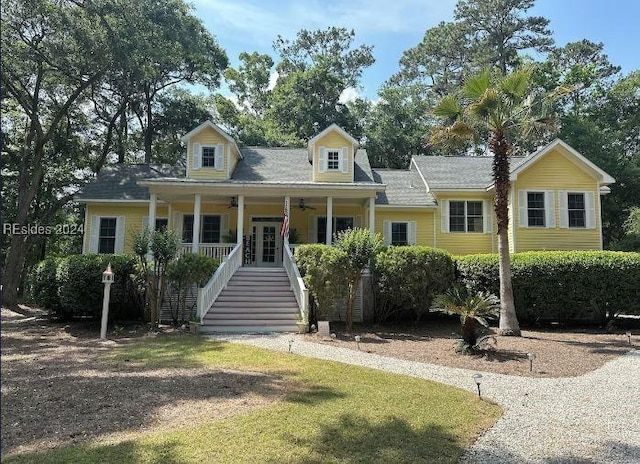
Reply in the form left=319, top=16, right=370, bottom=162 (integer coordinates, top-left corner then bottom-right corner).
left=193, top=0, right=640, bottom=100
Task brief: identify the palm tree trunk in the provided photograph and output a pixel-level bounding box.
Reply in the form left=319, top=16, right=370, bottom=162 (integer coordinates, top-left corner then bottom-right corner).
left=490, top=131, right=521, bottom=336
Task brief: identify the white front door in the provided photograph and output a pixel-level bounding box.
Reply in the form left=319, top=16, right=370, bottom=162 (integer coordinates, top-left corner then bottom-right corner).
left=256, top=222, right=282, bottom=267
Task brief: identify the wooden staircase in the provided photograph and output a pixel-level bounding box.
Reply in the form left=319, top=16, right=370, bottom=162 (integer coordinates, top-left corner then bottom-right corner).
left=200, top=267, right=300, bottom=333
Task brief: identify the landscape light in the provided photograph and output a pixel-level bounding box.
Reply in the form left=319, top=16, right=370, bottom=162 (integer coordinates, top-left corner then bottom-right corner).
left=355, top=335, right=361, bottom=350
left=330, top=333, right=337, bottom=340
left=288, top=338, right=294, bottom=353
left=527, top=352, right=536, bottom=372
left=472, top=373, right=483, bottom=398
left=626, top=331, right=632, bottom=346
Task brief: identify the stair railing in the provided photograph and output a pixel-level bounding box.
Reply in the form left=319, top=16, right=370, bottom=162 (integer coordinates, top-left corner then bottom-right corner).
left=283, top=237, right=309, bottom=325
left=196, top=242, right=242, bottom=322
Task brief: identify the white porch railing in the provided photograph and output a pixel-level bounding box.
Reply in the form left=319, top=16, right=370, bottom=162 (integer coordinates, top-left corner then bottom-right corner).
left=196, top=243, right=242, bottom=322
left=283, top=237, right=309, bottom=324
left=178, top=243, right=236, bottom=261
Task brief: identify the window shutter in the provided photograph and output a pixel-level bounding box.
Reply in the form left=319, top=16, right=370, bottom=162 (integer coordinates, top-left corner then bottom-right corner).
left=383, top=220, right=391, bottom=246
left=308, top=215, right=317, bottom=243
left=558, top=191, right=568, bottom=228
left=545, top=191, right=556, bottom=228
left=215, top=143, right=224, bottom=171
left=340, top=147, right=348, bottom=173
left=174, top=212, right=184, bottom=239
left=483, top=200, right=493, bottom=233
left=518, top=191, right=527, bottom=227
left=115, top=216, right=125, bottom=253
left=585, top=192, right=596, bottom=229
left=408, top=221, right=417, bottom=245
left=440, top=200, right=449, bottom=232
left=193, top=143, right=202, bottom=169
left=221, top=213, right=230, bottom=242
left=319, top=147, right=327, bottom=172
left=89, top=216, right=99, bottom=253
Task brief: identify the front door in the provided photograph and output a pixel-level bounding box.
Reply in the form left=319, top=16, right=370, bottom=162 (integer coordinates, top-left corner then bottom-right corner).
left=256, top=223, right=282, bottom=267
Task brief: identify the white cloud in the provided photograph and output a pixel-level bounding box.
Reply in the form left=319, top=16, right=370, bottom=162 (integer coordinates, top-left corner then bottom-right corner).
left=338, top=87, right=361, bottom=104
left=267, top=70, right=279, bottom=91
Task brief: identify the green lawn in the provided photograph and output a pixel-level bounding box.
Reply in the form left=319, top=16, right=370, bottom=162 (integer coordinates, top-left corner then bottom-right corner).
left=7, top=336, right=501, bottom=464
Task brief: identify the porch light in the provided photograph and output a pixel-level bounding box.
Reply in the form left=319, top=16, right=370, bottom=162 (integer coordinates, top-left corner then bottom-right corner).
left=472, top=373, right=483, bottom=398
left=626, top=331, right=632, bottom=346
left=355, top=335, right=361, bottom=350
left=527, top=352, right=536, bottom=372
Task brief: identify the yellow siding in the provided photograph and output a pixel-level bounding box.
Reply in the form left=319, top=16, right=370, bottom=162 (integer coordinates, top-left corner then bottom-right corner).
left=514, top=148, right=601, bottom=251
left=186, top=126, right=229, bottom=180
left=434, top=192, right=497, bottom=255
left=85, top=204, right=169, bottom=254
left=376, top=209, right=434, bottom=246
left=313, top=131, right=354, bottom=183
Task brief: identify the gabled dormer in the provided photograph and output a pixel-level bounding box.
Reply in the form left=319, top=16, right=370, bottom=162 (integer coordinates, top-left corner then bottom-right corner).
left=308, top=124, right=359, bottom=182
left=181, top=121, right=243, bottom=180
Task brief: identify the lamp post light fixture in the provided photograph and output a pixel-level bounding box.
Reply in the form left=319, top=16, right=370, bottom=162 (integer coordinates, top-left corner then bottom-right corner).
left=472, top=373, right=483, bottom=398
left=527, top=352, right=536, bottom=372
left=626, top=331, right=632, bottom=346
left=100, top=263, right=114, bottom=340
left=355, top=335, right=361, bottom=350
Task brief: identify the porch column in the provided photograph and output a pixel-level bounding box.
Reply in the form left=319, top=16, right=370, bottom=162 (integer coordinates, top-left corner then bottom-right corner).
left=236, top=195, right=244, bottom=244
left=326, top=196, right=333, bottom=244
left=148, top=193, right=157, bottom=232
left=369, top=196, right=376, bottom=236
left=191, top=194, right=201, bottom=253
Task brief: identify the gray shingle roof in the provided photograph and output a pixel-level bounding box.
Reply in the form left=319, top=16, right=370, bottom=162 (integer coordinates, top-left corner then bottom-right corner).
left=373, top=169, right=436, bottom=206
left=233, top=147, right=374, bottom=183
left=412, top=155, right=526, bottom=190
left=75, top=164, right=185, bottom=201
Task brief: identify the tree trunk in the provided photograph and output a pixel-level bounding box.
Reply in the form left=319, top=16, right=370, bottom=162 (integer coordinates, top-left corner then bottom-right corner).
left=490, top=130, right=521, bottom=336
left=461, top=317, right=479, bottom=346
left=144, top=88, right=153, bottom=164
left=1, top=236, right=29, bottom=308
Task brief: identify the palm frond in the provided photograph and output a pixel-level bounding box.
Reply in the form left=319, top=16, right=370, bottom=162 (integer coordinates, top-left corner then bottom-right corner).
left=499, top=67, right=533, bottom=100
left=432, top=95, right=463, bottom=121
left=463, top=70, right=492, bottom=100
left=469, top=88, right=500, bottom=119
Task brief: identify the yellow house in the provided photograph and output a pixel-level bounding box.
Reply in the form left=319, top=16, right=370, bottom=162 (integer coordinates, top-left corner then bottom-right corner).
left=76, top=122, right=614, bottom=331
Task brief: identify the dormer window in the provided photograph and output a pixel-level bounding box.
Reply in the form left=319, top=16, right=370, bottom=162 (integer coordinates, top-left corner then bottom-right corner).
left=327, top=150, right=340, bottom=170
left=193, top=142, right=224, bottom=170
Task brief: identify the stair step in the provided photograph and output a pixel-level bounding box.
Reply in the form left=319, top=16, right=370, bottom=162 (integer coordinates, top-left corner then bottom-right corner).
left=205, top=313, right=297, bottom=321
left=217, top=295, right=296, bottom=302
left=199, top=325, right=298, bottom=334
left=203, top=319, right=298, bottom=326
left=206, top=306, right=298, bottom=314
left=223, top=286, right=292, bottom=293
left=212, top=301, right=298, bottom=308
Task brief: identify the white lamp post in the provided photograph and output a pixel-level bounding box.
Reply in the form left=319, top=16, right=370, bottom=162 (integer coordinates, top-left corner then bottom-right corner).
left=100, top=263, right=114, bottom=340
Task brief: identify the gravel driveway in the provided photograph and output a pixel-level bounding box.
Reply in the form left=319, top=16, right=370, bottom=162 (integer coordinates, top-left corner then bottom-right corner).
left=215, top=334, right=640, bottom=464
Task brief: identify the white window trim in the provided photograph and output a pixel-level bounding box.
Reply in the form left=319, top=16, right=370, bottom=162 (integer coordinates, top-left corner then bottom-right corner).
left=89, top=215, right=125, bottom=254
left=518, top=190, right=556, bottom=229
left=383, top=220, right=417, bottom=246
left=559, top=191, right=595, bottom=229
left=441, top=199, right=488, bottom=233
left=192, top=142, right=224, bottom=171
left=180, top=213, right=229, bottom=243
left=318, top=146, right=349, bottom=174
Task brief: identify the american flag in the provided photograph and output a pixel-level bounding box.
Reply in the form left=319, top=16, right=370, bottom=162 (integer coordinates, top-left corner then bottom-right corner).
left=280, top=200, right=289, bottom=238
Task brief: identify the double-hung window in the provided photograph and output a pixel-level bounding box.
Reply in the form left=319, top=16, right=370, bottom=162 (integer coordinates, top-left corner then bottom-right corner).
left=201, top=146, right=217, bottom=168
left=391, top=222, right=409, bottom=246
left=98, top=218, right=117, bottom=254
left=567, top=193, right=586, bottom=228
left=316, top=216, right=354, bottom=243
left=327, top=150, right=340, bottom=170
left=527, top=192, right=546, bottom=227
left=182, top=215, right=221, bottom=243
left=449, top=201, right=484, bottom=232
left=193, top=143, right=223, bottom=170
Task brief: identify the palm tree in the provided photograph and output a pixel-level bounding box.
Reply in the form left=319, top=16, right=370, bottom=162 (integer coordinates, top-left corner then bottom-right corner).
left=431, top=67, right=556, bottom=336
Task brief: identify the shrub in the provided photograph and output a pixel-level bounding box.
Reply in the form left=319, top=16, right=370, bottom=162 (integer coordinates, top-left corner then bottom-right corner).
left=55, top=254, right=139, bottom=320
left=166, top=254, right=219, bottom=324
left=295, top=244, right=349, bottom=322
left=456, top=251, right=640, bottom=324
left=26, top=256, right=62, bottom=310
left=372, top=246, right=455, bottom=323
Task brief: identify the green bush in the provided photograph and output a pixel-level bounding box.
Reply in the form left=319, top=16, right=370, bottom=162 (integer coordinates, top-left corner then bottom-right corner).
left=166, top=254, right=219, bottom=323
left=26, top=256, right=62, bottom=310
left=295, top=244, right=349, bottom=322
left=54, top=254, right=139, bottom=320
left=456, top=251, right=640, bottom=324
left=372, top=246, right=455, bottom=323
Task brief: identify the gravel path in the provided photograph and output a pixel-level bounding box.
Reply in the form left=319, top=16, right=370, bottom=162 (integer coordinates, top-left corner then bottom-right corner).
left=212, top=334, right=640, bottom=464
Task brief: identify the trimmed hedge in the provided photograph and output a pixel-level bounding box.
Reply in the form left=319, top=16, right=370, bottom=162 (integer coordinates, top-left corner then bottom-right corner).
left=373, top=246, right=455, bottom=323
left=456, top=251, right=640, bottom=324
left=29, top=254, right=141, bottom=320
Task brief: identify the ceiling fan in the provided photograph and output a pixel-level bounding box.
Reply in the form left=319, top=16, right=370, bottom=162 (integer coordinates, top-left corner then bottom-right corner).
left=298, top=198, right=317, bottom=211
left=228, top=197, right=238, bottom=209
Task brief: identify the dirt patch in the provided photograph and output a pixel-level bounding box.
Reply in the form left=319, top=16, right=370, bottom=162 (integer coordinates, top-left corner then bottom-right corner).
left=1, top=306, right=288, bottom=458
left=305, top=317, right=634, bottom=378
